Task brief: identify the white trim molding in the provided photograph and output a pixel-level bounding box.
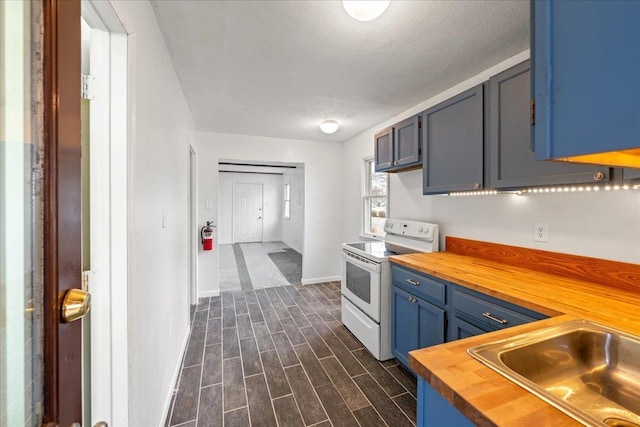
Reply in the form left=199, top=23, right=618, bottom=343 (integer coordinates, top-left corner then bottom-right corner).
left=301, top=276, right=342, bottom=285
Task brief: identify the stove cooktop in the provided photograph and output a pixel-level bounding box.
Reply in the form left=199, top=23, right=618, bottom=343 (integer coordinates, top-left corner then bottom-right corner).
left=343, top=241, right=395, bottom=260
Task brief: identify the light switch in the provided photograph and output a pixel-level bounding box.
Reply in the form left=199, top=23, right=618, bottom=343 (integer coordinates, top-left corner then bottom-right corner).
left=205, top=200, right=213, bottom=210
left=162, top=208, right=167, bottom=228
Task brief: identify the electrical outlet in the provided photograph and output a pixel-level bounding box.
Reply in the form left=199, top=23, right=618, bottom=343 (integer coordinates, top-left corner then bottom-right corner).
left=533, top=222, right=548, bottom=242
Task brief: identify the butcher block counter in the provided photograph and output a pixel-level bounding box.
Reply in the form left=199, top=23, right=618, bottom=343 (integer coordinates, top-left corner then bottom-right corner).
left=388, top=237, right=640, bottom=427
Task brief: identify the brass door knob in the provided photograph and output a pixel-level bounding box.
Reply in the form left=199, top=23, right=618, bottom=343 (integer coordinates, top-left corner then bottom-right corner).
left=61, top=288, right=91, bottom=323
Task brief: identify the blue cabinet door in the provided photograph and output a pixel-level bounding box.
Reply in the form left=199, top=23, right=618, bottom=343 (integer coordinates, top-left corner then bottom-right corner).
left=423, top=85, right=484, bottom=194
left=450, top=317, right=487, bottom=341
left=393, top=115, right=421, bottom=169
left=490, top=60, right=610, bottom=189
left=623, top=168, right=640, bottom=182
left=418, top=378, right=473, bottom=427
left=392, top=285, right=446, bottom=370
left=391, top=285, right=418, bottom=368
left=417, top=298, right=446, bottom=350
left=374, top=127, right=393, bottom=171
left=533, top=0, right=640, bottom=160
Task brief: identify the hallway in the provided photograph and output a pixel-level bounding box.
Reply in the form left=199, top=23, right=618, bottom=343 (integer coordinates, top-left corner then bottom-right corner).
left=165, top=282, right=416, bottom=426
left=219, top=242, right=303, bottom=291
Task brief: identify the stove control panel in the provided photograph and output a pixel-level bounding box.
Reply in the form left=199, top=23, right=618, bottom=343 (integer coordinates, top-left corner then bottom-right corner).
left=384, top=219, right=438, bottom=241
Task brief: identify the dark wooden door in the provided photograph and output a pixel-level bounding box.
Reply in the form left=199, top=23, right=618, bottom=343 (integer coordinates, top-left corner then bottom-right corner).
left=42, top=0, right=83, bottom=425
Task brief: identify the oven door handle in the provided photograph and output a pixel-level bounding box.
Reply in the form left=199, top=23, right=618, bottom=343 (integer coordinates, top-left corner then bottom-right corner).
left=342, top=249, right=381, bottom=273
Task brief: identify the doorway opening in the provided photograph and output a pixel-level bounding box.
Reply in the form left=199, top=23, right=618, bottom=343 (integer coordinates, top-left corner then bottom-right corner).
left=189, top=146, right=197, bottom=306
left=81, top=2, right=129, bottom=425
left=218, top=161, right=304, bottom=291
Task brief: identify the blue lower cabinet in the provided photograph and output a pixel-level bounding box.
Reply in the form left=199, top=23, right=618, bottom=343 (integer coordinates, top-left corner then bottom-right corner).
left=391, top=285, right=446, bottom=370
left=418, top=378, right=474, bottom=427
left=450, top=316, right=487, bottom=340
left=417, top=298, right=446, bottom=349
left=391, top=285, right=419, bottom=367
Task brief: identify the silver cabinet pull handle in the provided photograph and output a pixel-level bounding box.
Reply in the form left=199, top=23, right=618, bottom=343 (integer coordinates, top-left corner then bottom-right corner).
left=482, top=312, right=508, bottom=325
left=405, top=278, right=420, bottom=286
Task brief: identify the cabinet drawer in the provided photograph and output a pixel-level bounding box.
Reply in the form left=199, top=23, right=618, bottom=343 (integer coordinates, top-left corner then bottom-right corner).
left=391, top=265, right=447, bottom=306
left=452, top=288, right=539, bottom=331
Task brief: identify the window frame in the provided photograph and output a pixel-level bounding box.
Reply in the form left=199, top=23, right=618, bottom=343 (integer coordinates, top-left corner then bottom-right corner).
left=283, top=181, right=291, bottom=220
left=361, top=158, right=389, bottom=239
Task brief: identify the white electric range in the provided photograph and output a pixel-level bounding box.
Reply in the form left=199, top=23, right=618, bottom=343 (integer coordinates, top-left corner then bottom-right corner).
left=341, top=219, right=439, bottom=361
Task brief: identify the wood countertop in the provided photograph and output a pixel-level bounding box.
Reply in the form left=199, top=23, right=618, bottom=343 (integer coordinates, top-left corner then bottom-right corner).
left=388, top=238, right=640, bottom=426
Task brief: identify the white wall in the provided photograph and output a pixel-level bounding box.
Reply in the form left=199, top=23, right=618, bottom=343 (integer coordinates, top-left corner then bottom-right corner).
left=196, top=133, right=342, bottom=296
left=218, top=172, right=283, bottom=244
left=342, top=50, right=640, bottom=264
left=282, top=166, right=305, bottom=253
left=110, top=1, right=195, bottom=426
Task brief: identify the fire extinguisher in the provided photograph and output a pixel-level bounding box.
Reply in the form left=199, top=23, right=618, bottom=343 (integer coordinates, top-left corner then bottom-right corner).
left=201, top=221, right=215, bottom=251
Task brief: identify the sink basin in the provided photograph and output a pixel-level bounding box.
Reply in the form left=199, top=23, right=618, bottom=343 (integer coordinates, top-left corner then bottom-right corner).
left=468, top=319, right=640, bottom=427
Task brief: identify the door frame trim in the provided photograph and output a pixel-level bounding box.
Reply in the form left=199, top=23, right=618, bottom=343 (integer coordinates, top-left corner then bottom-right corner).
left=189, top=144, right=198, bottom=305
left=81, top=1, right=130, bottom=423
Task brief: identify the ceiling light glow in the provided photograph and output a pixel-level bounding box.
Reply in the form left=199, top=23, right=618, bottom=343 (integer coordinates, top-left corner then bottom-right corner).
left=320, top=119, right=339, bottom=134
left=343, top=1, right=390, bottom=22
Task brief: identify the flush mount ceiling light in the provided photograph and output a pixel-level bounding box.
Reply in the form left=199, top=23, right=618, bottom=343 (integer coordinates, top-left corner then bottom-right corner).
left=320, top=119, right=339, bottom=134
left=343, top=0, right=391, bottom=22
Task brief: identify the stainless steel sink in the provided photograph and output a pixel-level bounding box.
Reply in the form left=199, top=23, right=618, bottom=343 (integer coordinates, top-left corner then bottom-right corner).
left=468, top=319, right=640, bottom=427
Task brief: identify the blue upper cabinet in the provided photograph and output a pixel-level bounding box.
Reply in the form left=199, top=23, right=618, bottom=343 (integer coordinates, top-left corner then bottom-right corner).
left=423, top=85, right=484, bottom=194
left=393, top=115, right=421, bottom=169
left=489, top=60, right=610, bottom=189
left=374, top=127, right=394, bottom=171
left=374, top=115, right=422, bottom=173
left=533, top=0, right=640, bottom=168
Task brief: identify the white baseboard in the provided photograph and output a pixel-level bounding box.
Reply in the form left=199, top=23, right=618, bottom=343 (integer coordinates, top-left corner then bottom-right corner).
left=301, top=275, right=341, bottom=285
left=199, top=289, right=220, bottom=298
left=159, top=325, right=190, bottom=427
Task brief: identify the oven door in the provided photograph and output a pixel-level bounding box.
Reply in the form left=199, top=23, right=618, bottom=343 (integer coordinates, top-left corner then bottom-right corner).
left=341, top=249, right=381, bottom=323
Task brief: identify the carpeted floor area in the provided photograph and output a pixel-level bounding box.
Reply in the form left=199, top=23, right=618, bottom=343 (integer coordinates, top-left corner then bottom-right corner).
left=268, top=248, right=302, bottom=285
left=219, top=242, right=303, bottom=292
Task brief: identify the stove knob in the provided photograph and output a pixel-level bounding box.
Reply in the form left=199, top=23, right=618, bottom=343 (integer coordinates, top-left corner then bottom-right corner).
left=388, top=223, right=394, bottom=229
left=423, top=227, right=429, bottom=233
left=418, top=227, right=423, bottom=232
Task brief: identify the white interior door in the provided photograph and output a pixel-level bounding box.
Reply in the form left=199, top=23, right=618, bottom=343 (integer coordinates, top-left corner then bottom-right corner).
left=233, top=183, right=264, bottom=243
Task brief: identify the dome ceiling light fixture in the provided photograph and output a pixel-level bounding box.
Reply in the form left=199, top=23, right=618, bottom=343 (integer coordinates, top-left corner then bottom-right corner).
left=342, top=0, right=391, bottom=22
left=320, top=119, right=339, bottom=134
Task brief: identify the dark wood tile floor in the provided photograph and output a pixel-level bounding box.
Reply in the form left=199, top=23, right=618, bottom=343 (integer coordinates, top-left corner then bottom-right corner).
left=165, top=282, right=417, bottom=427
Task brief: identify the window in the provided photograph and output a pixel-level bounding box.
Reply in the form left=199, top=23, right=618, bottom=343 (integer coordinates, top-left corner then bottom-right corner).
left=284, top=182, right=291, bottom=219
left=363, top=159, right=388, bottom=236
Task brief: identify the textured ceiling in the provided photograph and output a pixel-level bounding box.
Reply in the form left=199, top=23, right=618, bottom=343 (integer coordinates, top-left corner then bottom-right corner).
left=151, top=1, right=529, bottom=143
